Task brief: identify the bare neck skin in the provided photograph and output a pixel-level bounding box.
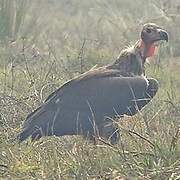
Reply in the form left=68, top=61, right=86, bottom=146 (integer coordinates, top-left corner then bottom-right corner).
left=135, top=39, right=156, bottom=63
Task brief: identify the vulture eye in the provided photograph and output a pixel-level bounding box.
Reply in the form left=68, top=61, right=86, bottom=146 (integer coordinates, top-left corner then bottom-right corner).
left=146, top=28, right=152, bottom=33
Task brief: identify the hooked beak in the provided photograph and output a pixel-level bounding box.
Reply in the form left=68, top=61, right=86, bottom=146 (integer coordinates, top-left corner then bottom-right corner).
left=158, top=29, right=168, bottom=42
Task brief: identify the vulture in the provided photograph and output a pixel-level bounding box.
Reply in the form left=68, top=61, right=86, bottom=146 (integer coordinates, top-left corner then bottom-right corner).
left=18, top=23, right=168, bottom=144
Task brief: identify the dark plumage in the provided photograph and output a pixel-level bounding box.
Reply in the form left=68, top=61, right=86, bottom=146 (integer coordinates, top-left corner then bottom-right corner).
left=18, top=23, right=168, bottom=144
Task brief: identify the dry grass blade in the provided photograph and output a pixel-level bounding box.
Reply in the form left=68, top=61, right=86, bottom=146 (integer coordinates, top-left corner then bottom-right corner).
left=170, top=125, right=180, bottom=152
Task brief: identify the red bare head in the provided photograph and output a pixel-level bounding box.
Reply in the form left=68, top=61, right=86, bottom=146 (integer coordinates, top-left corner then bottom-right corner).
left=139, top=23, right=168, bottom=58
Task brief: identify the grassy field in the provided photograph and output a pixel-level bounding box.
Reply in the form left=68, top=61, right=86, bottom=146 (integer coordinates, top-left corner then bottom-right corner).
left=0, top=0, right=180, bottom=179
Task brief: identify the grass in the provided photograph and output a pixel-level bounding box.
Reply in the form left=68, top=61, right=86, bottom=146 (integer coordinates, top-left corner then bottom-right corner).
left=0, top=0, right=180, bottom=179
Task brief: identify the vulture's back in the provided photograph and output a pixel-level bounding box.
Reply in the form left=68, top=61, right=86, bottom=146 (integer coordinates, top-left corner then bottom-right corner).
left=18, top=67, right=148, bottom=142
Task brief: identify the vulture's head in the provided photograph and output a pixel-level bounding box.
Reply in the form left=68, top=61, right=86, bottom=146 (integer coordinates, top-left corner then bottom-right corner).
left=141, top=23, right=168, bottom=44
left=138, top=23, right=168, bottom=58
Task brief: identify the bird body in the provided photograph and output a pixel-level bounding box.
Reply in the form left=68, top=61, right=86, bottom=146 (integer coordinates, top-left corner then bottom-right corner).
left=18, top=23, right=168, bottom=143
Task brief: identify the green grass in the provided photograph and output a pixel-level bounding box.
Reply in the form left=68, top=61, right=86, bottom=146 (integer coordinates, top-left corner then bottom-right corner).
left=0, top=0, right=180, bottom=179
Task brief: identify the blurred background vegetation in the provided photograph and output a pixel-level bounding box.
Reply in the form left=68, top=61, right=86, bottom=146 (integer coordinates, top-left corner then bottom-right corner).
left=0, top=0, right=180, bottom=179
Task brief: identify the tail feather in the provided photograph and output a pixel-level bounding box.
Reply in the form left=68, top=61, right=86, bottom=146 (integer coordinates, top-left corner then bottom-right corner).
left=17, top=127, right=35, bottom=142
left=17, top=106, right=56, bottom=142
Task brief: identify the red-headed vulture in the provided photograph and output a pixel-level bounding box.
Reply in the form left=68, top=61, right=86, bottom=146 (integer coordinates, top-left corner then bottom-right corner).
left=18, top=23, right=168, bottom=144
